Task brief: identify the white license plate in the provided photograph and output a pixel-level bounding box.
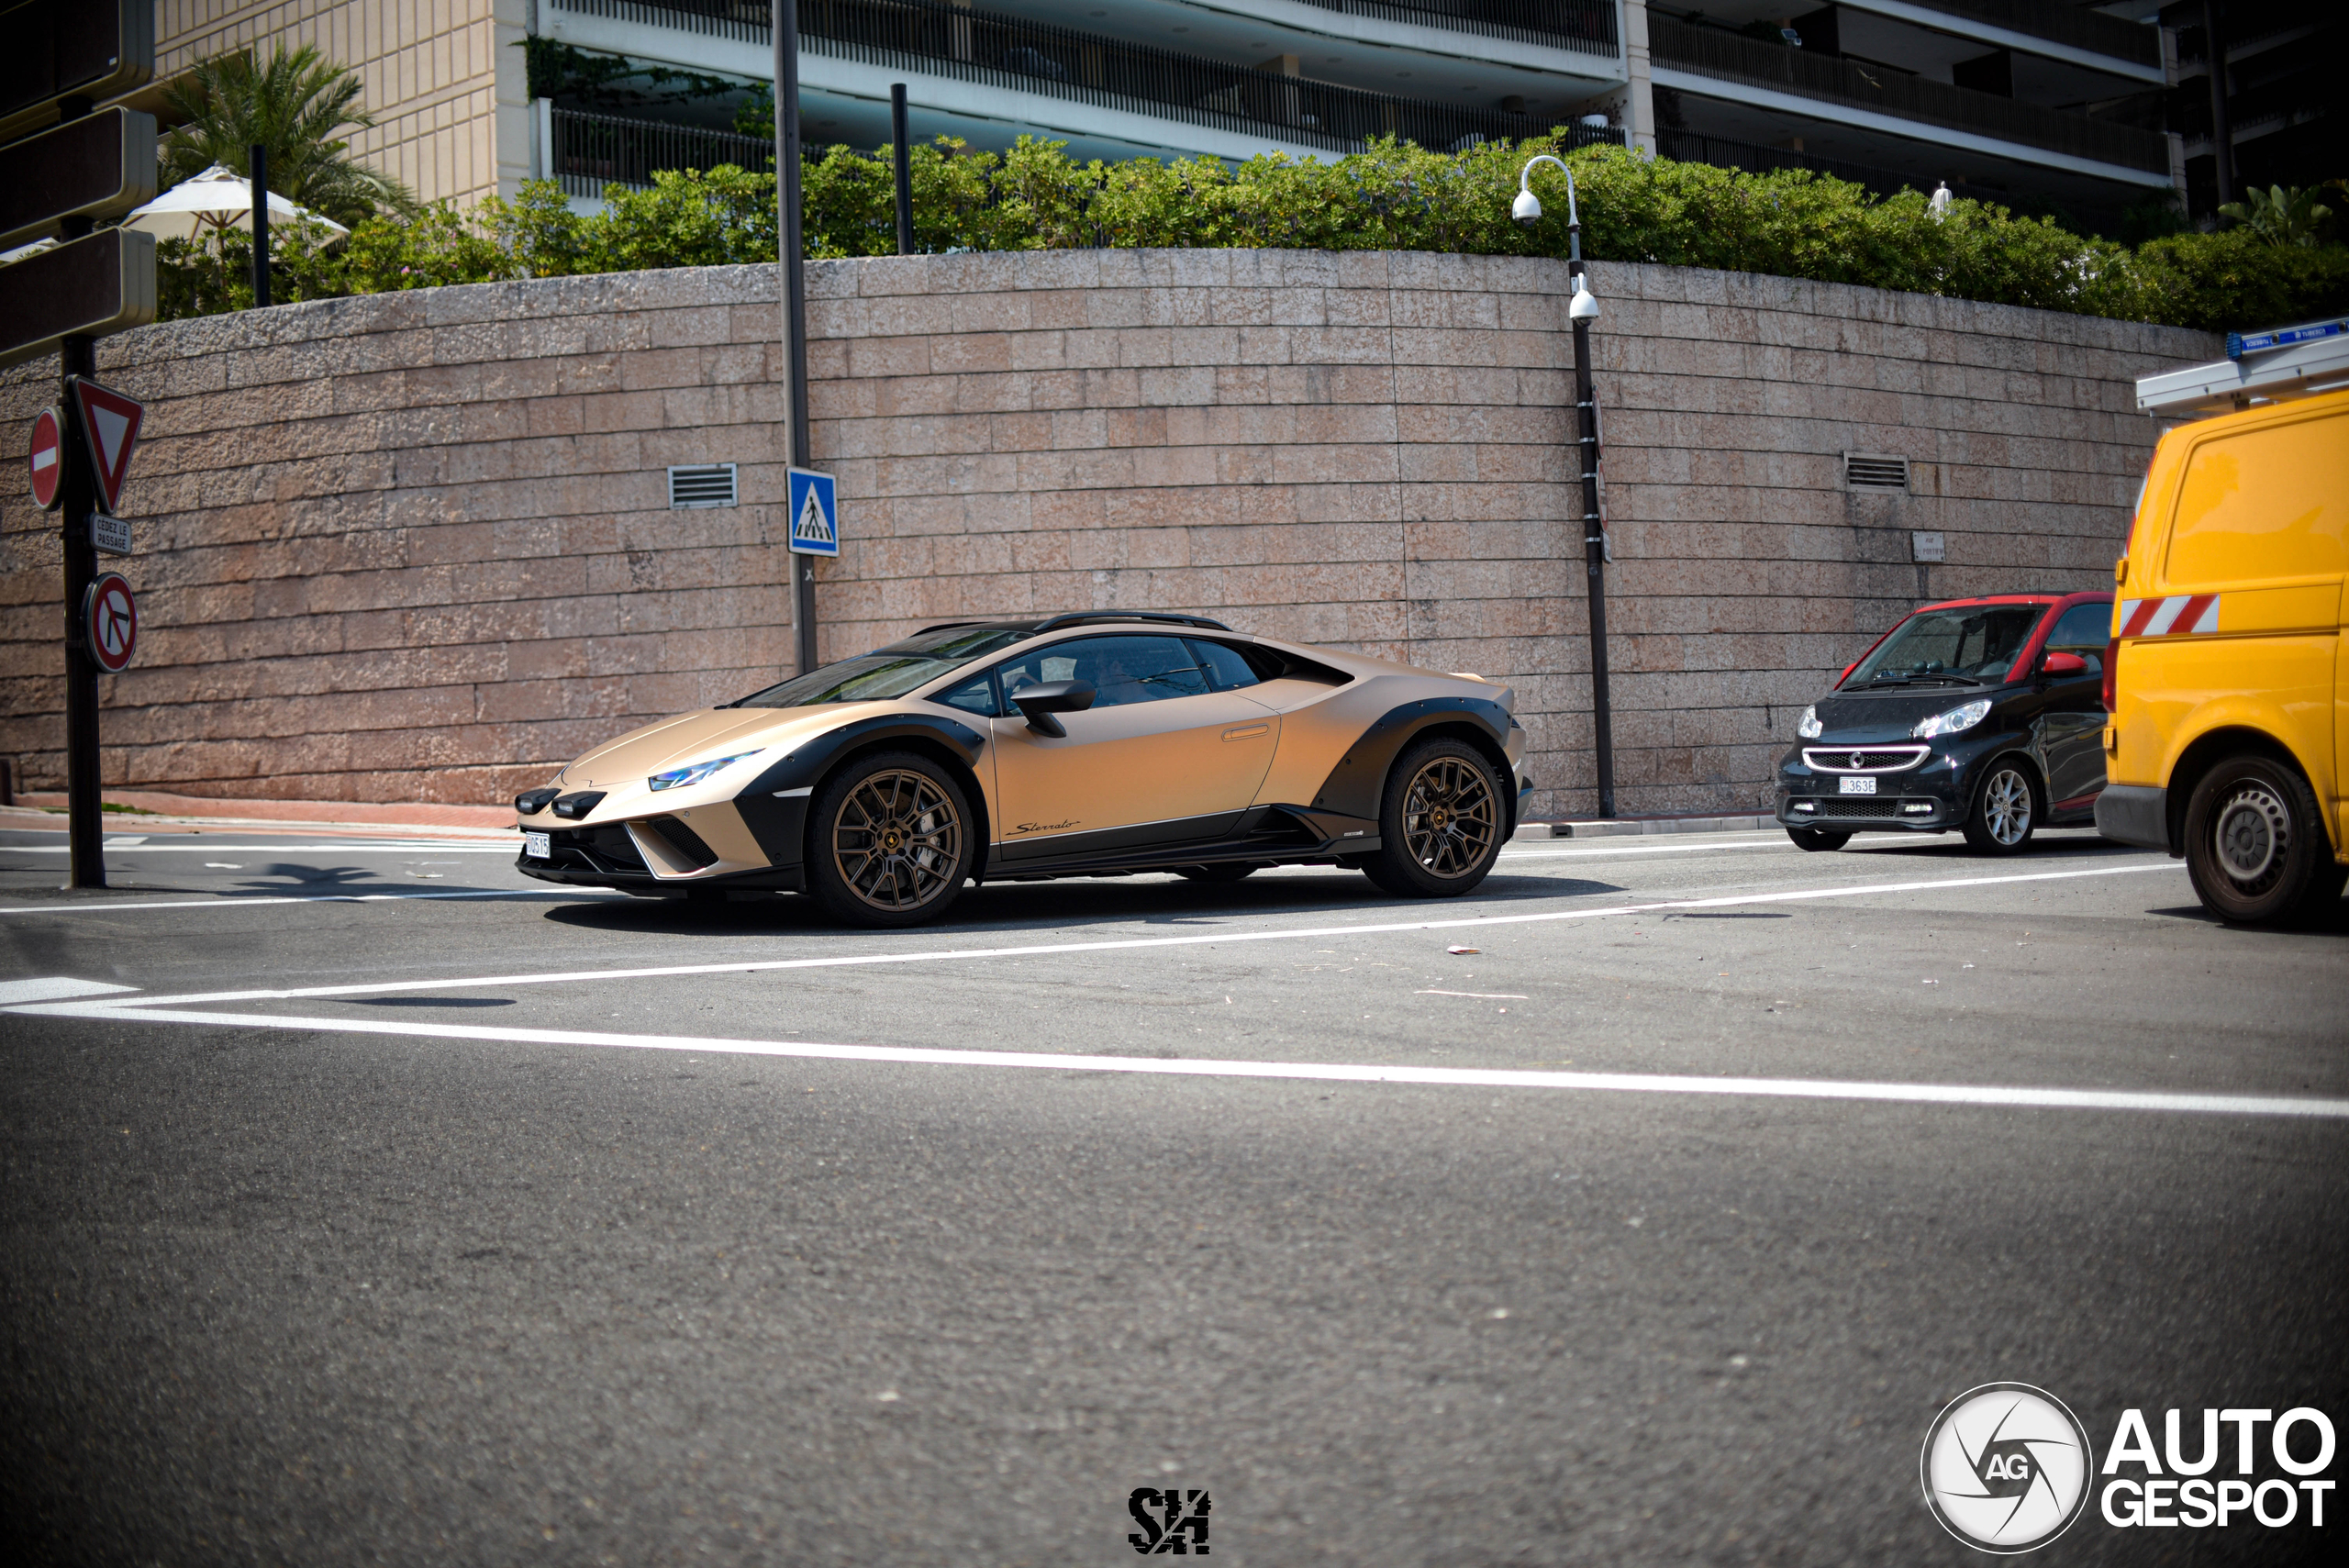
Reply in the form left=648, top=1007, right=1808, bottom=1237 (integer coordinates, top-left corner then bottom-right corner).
left=524, top=830, right=551, bottom=859
left=1838, top=775, right=1876, bottom=795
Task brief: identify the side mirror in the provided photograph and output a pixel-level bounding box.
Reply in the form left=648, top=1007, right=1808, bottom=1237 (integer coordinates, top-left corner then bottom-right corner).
left=2040, top=651, right=2089, bottom=679
left=1011, top=679, right=1096, bottom=738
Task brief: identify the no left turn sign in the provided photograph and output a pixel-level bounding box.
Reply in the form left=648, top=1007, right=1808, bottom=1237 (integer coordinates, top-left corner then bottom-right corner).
left=28, top=407, right=63, bottom=511
left=83, top=573, right=137, bottom=673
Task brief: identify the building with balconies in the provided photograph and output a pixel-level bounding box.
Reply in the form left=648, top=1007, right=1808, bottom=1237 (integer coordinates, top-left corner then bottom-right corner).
left=145, top=3, right=2229, bottom=237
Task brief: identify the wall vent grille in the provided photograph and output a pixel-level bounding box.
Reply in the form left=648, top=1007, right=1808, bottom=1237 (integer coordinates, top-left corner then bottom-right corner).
left=1843, top=452, right=1909, bottom=492
left=668, top=463, right=738, bottom=508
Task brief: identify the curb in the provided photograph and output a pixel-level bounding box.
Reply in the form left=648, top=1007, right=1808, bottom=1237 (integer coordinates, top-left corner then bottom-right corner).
left=1516, top=814, right=1777, bottom=840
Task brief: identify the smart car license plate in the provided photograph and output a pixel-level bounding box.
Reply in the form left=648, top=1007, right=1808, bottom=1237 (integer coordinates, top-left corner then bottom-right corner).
left=1838, top=775, right=1876, bottom=795
left=524, top=830, right=551, bottom=860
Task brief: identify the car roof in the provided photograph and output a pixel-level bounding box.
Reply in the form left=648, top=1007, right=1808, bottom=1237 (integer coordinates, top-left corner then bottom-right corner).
left=1910, top=592, right=2110, bottom=612
left=915, top=612, right=1237, bottom=638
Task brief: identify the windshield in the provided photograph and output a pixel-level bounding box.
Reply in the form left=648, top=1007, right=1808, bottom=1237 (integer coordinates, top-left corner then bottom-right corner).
left=1845, top=605, right=2046, bottom=686
left=731, top=627, right=1030, bottom=708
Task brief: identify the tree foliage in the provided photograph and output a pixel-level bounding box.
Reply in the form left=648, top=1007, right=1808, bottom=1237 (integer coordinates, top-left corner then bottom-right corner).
left=160, top=44, right=415, bottom=227
left=159, top=134, right=2349, bottom=334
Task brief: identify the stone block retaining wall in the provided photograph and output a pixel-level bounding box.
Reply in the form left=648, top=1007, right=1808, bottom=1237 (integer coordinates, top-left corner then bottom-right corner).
left=0, top=252, right=2213, bottom=815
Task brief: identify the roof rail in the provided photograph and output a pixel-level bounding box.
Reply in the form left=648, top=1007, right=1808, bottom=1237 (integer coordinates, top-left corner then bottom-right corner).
left=2137, top=316, right=2349, bottom=417
left=1030, top=611, right=1233, bottom=633
left=916, top=619, right=996, bottom=634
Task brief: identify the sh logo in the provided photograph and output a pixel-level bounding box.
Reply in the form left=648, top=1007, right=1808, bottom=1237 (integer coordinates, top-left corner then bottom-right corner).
left=1128, top=1487, right=1211, bottom=1554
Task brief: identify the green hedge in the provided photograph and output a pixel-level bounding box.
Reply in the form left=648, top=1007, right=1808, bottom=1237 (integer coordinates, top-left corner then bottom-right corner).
left=158, top=136, right=2349, bottom=334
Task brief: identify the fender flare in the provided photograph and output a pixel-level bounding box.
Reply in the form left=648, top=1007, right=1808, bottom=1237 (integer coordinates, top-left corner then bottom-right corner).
left=1307, top=697, right=1516, bottom=823
left=734, top=713, right=988, bottom=867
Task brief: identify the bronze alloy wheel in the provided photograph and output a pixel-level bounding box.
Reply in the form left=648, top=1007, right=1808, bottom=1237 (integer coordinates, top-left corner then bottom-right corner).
left=808, top=753, right=975, bottom=927
left=1364, top=738, right=1505, bottom=897
left=1404, top=755, right=1497, bottom=875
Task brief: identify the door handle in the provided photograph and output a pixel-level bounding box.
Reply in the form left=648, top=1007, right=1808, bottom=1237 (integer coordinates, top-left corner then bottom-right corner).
left=1221, top=724, right=1271, bottom=741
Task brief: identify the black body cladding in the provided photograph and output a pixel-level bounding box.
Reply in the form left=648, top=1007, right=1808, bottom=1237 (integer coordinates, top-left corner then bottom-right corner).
left=732, top=713, right=989, bottom=867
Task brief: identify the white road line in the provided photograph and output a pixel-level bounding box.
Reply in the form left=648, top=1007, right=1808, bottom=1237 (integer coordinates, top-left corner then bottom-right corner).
left=1417, top=989, right=1531, bottom=999
left=0, top=887, right=619, bottom=916
left=13, top=999, right=2343, bottom=1120
left=22, top=859, right=2182, bottom=1010
left=5, top=842, right=521, bottom=854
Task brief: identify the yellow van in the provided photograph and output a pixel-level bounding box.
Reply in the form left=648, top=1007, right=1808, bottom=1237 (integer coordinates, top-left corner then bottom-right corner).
left=2096, top=382, right=2347, bottom=923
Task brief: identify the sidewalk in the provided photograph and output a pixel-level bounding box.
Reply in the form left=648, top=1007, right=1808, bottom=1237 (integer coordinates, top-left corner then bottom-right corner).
left=6, top=789, right=516, bottom=839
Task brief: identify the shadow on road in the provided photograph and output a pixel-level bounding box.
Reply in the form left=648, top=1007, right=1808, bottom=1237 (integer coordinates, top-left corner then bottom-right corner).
left=537, top=871, right=1629, bottom=938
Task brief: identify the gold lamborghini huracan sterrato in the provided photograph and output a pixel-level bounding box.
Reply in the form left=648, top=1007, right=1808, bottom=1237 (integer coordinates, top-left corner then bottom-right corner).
left=514, top=613, right=1533, bottom=927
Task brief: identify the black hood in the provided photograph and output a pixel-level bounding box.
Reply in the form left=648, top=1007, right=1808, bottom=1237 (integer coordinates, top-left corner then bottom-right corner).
left=1810, top=684, right=2004, bottom=742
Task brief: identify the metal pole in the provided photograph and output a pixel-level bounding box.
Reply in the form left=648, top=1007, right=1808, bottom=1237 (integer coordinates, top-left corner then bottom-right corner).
left=60, top=330, right=104, bottom=887
left=1564, top=208, right=1616, bottom=818
left=891, top=83, right=913, bottom=255
left=774, top=1, right=817, bottom=675
left=2201, top=0, right=2232, bottom=210
left=250, top=142, right=271, bottom=308
left=52, top=92, right=105, bottom=887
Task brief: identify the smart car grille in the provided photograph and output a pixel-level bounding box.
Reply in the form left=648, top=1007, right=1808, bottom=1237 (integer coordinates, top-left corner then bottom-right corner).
left=1810, top=798, right=1907, bottom=818
left=1803, top=745, right=1930, bottom=773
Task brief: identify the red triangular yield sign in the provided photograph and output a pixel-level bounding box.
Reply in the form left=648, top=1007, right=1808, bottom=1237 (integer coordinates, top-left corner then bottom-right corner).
left=71, top=377, right=144, bottom=516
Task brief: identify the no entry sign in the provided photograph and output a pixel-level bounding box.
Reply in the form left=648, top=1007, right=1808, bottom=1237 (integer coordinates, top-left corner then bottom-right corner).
left=83, top=572, right=136, bottom=673
left=27, top=406, right=63, bottom=510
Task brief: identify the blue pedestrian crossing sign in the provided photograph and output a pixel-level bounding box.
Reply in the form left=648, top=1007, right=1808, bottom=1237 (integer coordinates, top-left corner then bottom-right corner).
left=787, top=466, right=839, bottom=557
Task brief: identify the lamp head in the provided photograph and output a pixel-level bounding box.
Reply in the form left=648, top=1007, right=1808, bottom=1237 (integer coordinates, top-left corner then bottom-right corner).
left=1568, top=274, right=1599, bottom=321
left=1511, top=188, right=1542, bottom=227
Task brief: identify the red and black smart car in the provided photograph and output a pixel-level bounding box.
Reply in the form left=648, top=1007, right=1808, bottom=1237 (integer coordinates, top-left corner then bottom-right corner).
left=1775, top=593, right=2114, bottom=854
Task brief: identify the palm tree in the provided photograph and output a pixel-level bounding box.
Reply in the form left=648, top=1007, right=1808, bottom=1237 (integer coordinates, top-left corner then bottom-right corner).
left=161, top=44, right=416, bottom=228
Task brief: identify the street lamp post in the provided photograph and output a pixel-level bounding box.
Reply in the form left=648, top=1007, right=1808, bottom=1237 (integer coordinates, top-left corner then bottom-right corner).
left=1514, top=156, right=1616, bottom=818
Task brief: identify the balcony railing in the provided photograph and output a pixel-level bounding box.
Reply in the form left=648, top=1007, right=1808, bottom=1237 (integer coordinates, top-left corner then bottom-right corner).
left=548, top=0, right=1581, bottom=156
left=1650, top=17, right=2169, bottom=175
left=1882, top=0, right=2157, bottom=70
left=1656, top=128, right=2014, bottom=209
left=1286, top=1, right=1617, bottom=59
left=552, top=107, right=774, bottom=195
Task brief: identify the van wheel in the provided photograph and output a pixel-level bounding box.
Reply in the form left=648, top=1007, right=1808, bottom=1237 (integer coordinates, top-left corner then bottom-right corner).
left=2183, top=754, right=2343, bottom=925
left=1787, top=828, right=1850, bottom=851
left=1362, top=739, right=1504, bottom=897
left=806, top=751, right=974, bottom=928
left=1962, top=761, right=2039, bottom=854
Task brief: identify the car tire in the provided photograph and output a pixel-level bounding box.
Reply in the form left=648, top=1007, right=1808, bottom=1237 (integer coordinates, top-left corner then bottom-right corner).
left=1961, top=759, right=2039, bottom=855
left=1363, top=738, right=1505, bottom=897
left=1175, top=863, right=1257, bottom=884
left=2182, top=753, right=2344, bottom=926
left=805, top=751, right=975, bottom=928
left=1787, top=828, right=1851, bottom=851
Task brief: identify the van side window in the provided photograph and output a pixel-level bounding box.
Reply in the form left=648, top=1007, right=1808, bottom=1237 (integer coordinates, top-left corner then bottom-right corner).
left=2166, top=413, right=2347, bottom=584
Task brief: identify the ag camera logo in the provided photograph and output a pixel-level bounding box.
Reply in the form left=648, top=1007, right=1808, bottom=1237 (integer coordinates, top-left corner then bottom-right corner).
left=1920, top=1383, right=2093, bottom=1553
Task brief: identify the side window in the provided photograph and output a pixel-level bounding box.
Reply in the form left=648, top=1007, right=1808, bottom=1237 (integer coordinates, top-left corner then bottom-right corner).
left=2166, top=414, right=2348, bottom=585
left=992, top=635, right=1209, bottom=709
left=932, top=672, right=998, bottom=717
left=2045, top=604, right=2110, bottom=665
left=1187, top=639, right=1263, bottom=692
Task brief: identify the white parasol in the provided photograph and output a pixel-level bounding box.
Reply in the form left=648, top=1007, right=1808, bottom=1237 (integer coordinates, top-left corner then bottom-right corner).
left=122, top=164, right=351, bottom=244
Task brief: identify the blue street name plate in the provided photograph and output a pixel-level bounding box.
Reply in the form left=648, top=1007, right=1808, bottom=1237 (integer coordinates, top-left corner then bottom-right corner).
left=787, top=466, right=839, bottom=557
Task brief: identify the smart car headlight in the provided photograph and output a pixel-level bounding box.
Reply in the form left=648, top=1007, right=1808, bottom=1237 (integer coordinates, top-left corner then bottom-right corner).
left=1797, top=705, right=1822, bottom=739
left=648, top=750, right=763, bottom=792
left=1912, top=699, right=1992, bottom=740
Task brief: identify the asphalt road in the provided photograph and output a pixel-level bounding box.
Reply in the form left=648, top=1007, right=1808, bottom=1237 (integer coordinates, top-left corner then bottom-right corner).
left=2, top=823, right=2343, bottom=1566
